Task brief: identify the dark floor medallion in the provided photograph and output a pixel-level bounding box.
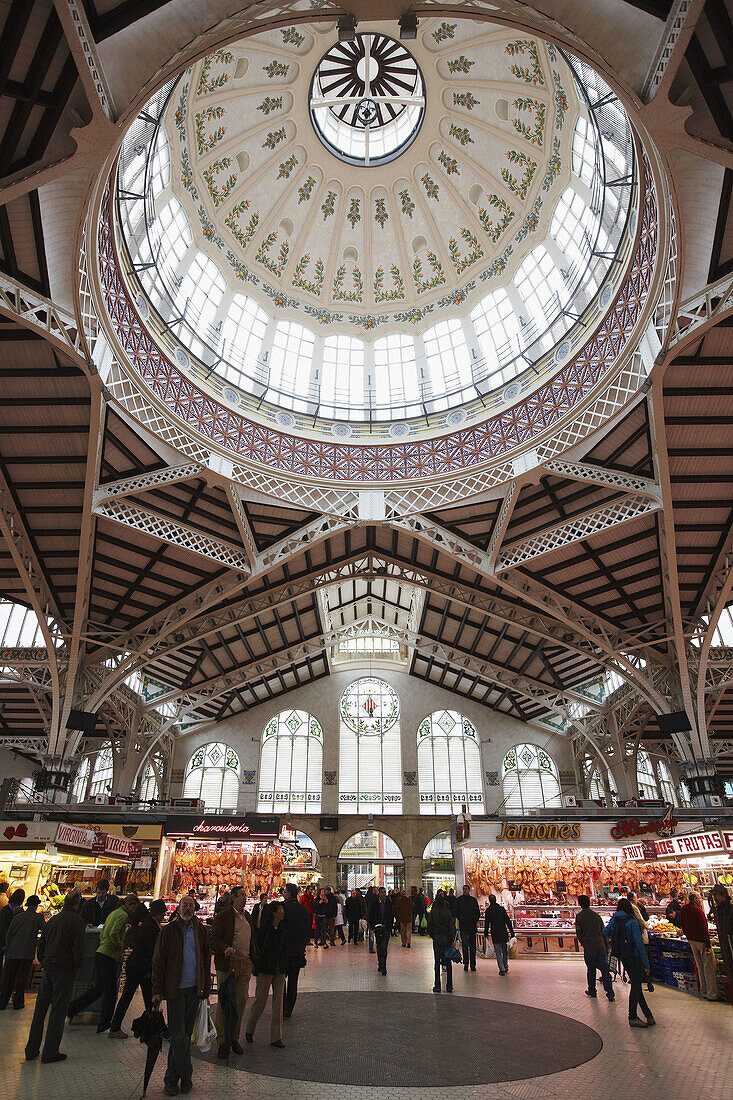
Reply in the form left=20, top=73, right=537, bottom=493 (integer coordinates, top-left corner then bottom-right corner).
left=194, top=992, right=602, bottom=1086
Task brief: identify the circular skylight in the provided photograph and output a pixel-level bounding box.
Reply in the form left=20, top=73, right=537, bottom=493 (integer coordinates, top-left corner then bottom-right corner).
left=113, top=19, right=638, bottom=431
left=309, top=33, right=425, bottom=166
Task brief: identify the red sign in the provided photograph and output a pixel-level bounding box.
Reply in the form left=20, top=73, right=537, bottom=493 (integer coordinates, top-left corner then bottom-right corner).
left=92, top=832, right=107, bottom=855
left=128, top=841, right=143, bottom=860
left=610, top=813, right=678, bottom=841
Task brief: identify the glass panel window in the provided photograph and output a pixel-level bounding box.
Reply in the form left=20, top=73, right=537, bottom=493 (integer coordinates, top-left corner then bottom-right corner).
left=423, top=319, right=472, bottom=401
left=139, top=760, right=160, bottom=802
left=373, top=334, right=419, bottom=410
left=657, top=759, right=677, bottom=806
left=150, top=129, right=170, bottom=199
left=417, top=711, right=484, bottom=815
left=572, top=115, right=596, bottom=187
left=221, top=293, right=268, bottom=372
left=183, top=742, right=240, bottom=811
left=175, top=253, right=226, bottom=344
left=636, top=749, right=658, bottom=799
left=89, top=745, right=114, bottom=799
left=515, top=245, right=565, bottom=348
left=321, top=334, right=365, bottom=411
left=501, top=743, right=561, bottom=812
left=268, top=321, right=315, bottom=404
left=70, top=757, right=90, bottom=804
left=339, top=677, right=402, bottom=814
left=0, top=600, right=45, bottom=646
left=257, top=710, right=323, bottom=813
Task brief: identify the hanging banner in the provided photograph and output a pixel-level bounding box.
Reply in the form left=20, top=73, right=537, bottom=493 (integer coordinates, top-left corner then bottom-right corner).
left=654, top=830, right=726, bottom=859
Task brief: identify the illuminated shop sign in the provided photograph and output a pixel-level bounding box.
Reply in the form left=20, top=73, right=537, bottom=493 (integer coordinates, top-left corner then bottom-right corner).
left=610, top=813, right=677, bottom=841
left=496, top=821, right=581, bottom=842
left=165, top=814, right=280, bottom=840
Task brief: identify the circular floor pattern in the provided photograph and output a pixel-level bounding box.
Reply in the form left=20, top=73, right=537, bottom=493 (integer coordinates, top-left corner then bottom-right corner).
left=194, top=991, right=602, bottom=1086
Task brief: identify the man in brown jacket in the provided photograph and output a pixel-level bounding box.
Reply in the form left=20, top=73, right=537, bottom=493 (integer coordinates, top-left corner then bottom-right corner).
left=209, top=886, right=257, bottom=1060
left=395, top=891, right=414, bottom=947
left=152, top=895, right=211, bottom=1096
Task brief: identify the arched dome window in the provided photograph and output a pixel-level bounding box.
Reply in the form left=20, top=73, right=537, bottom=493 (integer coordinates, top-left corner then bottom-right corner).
left=636, top=749, right=658, bottom=799
left=183, top=742, right=240, bottom=811
left=339, top=677, right=402, bottom=814
left=257, top=710, right=323, bottom=813
left=582, top=757, right=610, bottom=803
left=89, top=744, right=114, bottom=799
left=417, top=710, right=484, bottom=815
left=0, top=599, right=46, bottom=646
left=502, top=743, right=561, bottom=812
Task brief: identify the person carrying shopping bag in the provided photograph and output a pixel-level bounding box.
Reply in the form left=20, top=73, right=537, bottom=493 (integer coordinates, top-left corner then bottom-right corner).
left=427, top=889, right=455, bottom=993
left=245, top=900, right=289, bottom=1048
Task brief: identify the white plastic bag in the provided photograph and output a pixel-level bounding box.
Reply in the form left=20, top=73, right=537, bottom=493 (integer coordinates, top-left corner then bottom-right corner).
left=359, top=918, right=368, bottom=931
left=193, top=998, right=216, bottom=1053
left=508, top=935, right=517, bottom=949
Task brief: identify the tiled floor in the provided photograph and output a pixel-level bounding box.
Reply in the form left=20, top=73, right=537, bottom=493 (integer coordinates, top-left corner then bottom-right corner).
left=3, top=937, right=732, bottom=1098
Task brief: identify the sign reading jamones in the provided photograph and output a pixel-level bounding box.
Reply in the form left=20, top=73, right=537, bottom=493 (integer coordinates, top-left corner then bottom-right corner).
left=496, top=821, right=581, bottom=843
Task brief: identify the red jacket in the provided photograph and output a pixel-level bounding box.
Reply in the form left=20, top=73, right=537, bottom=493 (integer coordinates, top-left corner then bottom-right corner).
left=680, top=902, right=710, bottom=946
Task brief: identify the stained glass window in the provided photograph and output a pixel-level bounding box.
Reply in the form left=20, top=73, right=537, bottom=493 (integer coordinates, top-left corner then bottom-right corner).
left=417, top=711, right=484, bottom=815
left=257, top=710, right=323, bottom=813
left=501, top=743, right=561, bottom=812
left=339, top=677, right=402, bottom=814
left=183, top=742, right=240, bottom=811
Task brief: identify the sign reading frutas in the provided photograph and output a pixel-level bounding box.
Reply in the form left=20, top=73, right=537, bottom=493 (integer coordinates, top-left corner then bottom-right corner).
left=496, top=821, right=581, bottom=842
left=654, top=830, right=725, bottom=859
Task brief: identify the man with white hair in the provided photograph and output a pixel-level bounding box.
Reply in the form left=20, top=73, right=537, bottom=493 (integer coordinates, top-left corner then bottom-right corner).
left=152, top=894, right=211, bottom=1096
left=25, top=888, right=85, bottom=1063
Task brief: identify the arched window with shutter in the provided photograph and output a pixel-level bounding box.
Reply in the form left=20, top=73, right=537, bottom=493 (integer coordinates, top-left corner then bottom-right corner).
left=502, top=744, right=561, bottom=812
left=417, top=710, right=484, bottom=814
left=257, top=710, right=323, bottom=813
left=339, top=677, right=402, bottom=815
left=183, top=743, right=240, bottom=811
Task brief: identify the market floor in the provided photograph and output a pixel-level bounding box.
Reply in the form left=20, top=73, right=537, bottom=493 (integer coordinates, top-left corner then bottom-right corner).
left=3, top=937, right=732, bottom=1099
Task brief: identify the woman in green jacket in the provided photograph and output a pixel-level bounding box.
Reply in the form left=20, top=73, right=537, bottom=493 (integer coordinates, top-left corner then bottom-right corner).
left=427, top=890, right=456, bottom=993
left=67, top=895, right=140, bottom=1032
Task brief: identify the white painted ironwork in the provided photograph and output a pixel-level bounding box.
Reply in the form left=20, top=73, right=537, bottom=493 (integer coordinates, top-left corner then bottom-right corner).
left=543, top=460, right=661, bottom=500
left=0, top=272, right=89, bottom=362
left=93, top=464, right=205, bottom=505
left=496, top=494, right=661, bottom=571
left=642, top=0, right=698, bottom=101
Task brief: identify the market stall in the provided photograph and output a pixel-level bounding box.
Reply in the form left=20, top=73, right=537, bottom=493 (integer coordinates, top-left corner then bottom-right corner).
left=453, top=816, right=727, bottom=958
left=157, top=813, right=285, bottom=919
left=280, top=827, right=321, bottom=890
left=0, top=820, right=145, bottom=914
left=422, top=831, right=455, bottom=898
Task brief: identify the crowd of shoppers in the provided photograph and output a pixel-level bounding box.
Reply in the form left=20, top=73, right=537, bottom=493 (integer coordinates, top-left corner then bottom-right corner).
left=0, top=874, right=729, bottom=1092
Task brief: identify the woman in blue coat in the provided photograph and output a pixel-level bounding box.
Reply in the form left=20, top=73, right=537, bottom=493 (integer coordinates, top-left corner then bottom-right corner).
left=604, top=898, right=655, bottom=1028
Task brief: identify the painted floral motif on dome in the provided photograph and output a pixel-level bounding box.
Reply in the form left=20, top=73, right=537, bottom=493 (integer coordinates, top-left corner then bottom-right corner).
left=281, top=27, right=305, bottom=47
left=197, top=50, right=233, bottom=95
left=453, top=91, right=479, bottom=110
left=438, top=150, right=459, bottom=175
left=513, top=97, right=546, bottom=147
left=264, top=60, right=289, bottom=78
left=449, top=123, right=473, bottom=146
left=502, top=149, right=537, bottom=199
left=321, top=190, right=336, bottom=219
left=421, top=173, right=439, bottom=200
left=292, top=254, right=325, bottom=295
left=432, top=22, right=456, bottom=42
left=399, top=189, right=415, bottom=218
left=194, top=105, right=225, bottom=155
left=262, top=126, right=287, bottom=149
left=449, top=228, right=483, bottom=275
left=277, top=154, right=298, bottom=179
left=332, top=264, right=364, bottom=303
left=346, top=198, right=361, bottom=228
left=478, top=195, right=515, bottom=242
left=202, top=157, right=237, bottom=205
left=257, top=96, right=283, bottom=115
left=373, top=265, right=405, bottom=302
left=506, top=40, right=544, bottom=85
left=298, top=175, right=316, bottom=203
left=374, top=197, right=388, bottom=227
left=225, top=199, right=259, bottom=249
left=447, top=55, right=474, bottom=74
left=256, top=231, right=289, bottom=276
left=413, top=252, right=445, bottom=294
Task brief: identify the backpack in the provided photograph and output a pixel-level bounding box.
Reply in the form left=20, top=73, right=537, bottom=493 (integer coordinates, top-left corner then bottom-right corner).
left=610, top=913, right=636, bottom=959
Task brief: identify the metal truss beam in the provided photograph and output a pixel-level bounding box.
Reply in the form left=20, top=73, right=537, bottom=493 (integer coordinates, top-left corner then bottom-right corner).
left=82, top=514, right=352, bottom=716
left=0, top=272, right=89, bottom=362
left=496, top=494, right=661, bottom=572
left=0, top=737, right=47, bottom=755
left=225, top=484, right=258, bottom=571
left=642, top=0, right=701, bottom=101
left=92, top=497, right=252, bottom=571
left=542, top=460, right=661, bottom=500
left=53, top=0, right=116, bottom=121
left=390, top=515, right=671, bottom=714
left=668, top=270, right=733, bottom=356
left=93, top=463, right=205, bottom=506
left=165, top=616, right=597, bottom=726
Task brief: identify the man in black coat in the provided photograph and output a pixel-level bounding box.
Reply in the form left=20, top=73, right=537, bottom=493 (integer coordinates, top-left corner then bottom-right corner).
left=282, top=883, right=311, bottom=1018
left=80, top=879, right=119, bottom=926
left=455, top=885, right=481, bottom=972
left=367, top=887, right=393, bottom=976
left=413, top=888, right=427, bottom=934
left=108, top=899, right=167, bottom=1036
left=25, top=888, right=86, bottom=1063
left=344, top=889, right=363, bottom=944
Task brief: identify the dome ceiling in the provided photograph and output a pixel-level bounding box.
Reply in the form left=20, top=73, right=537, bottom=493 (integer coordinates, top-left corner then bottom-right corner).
left=162, top=19, right=577, bottom=328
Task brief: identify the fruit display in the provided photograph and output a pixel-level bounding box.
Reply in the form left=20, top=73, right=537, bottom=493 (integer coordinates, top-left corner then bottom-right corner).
left=171, top=841, right=284, bottom=896
left=465, top=847, right=686, bottom=900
